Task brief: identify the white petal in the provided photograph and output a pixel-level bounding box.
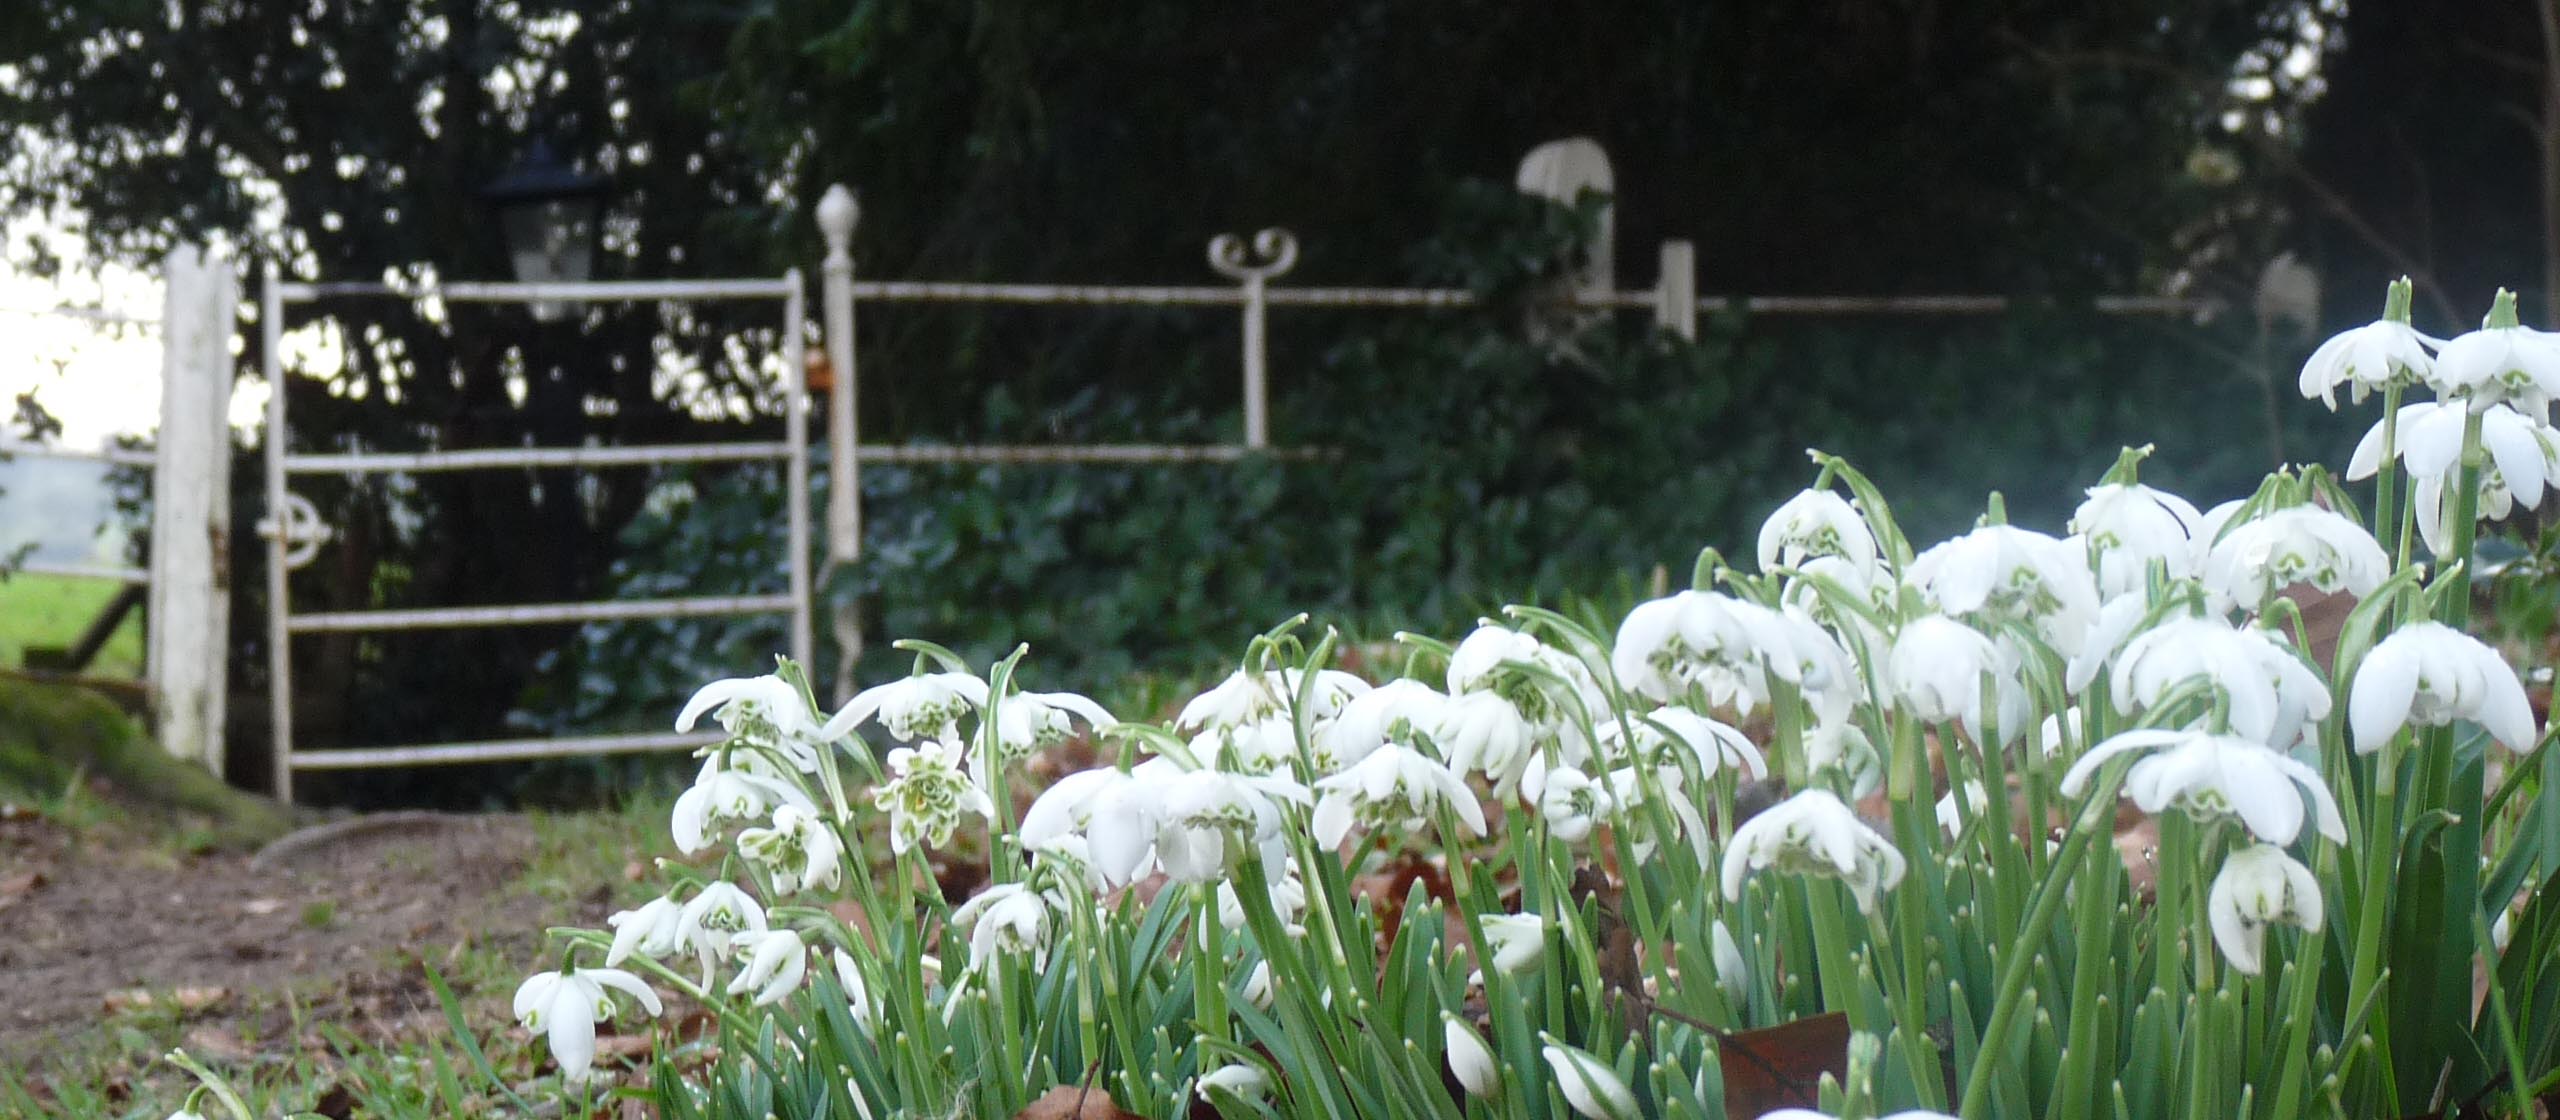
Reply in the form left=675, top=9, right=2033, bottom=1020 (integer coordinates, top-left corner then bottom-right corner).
left=2350, top=643, right=2424, bottom=754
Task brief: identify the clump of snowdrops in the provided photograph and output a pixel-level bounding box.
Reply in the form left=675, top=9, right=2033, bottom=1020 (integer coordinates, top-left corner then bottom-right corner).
left=506, top=279, right=2560, bottom=1120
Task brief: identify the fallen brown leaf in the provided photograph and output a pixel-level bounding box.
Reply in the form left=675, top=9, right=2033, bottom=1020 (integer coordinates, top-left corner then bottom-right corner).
left=103, top=986, right=230, bottom=1016
left=1014, top=1084, right=1144, bottom=1120
left=1717, top=1011, right=1852, bottom=1118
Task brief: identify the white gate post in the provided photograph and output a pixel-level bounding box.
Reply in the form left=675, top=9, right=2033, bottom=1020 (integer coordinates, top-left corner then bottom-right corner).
left=816, top=185, right=863, bottom=700
left=1655, top=240, right=1697, bottom=341
left=147, top=244, right=237, bottom=773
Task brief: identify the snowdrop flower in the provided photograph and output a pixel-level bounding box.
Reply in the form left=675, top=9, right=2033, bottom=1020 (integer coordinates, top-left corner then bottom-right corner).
left=2201, top=505, right=2388, bottom=613
left=2430, top=321, right=2560, bottom=412
left=1541, top=1041, right=1639, bottom=1120
left=1601, top=705, right=1771, bottom=781
left=513, top=966, right=662, bottom=1079
left=1433, top=690, right=1540, bottom=788
left=1310, top=743, right=1486, bottom=848
left=1241, top=959, right=1275, bottom=1009
left=1216, top=862, right=1307, bottom=932
left=1178, top=666, right=1368, bottom=731
left=1803, top=717, right=1883, bottom=799
left=990, top=689, right=1115, bottom=761
left=2349, top=401, right=2558, bottom=504
left=1906, top=523, right=2102, bottom=654
left=1481, top=912, right=1548, bottom=974
left=2349, top=621, right=2541, bottom=754
left=2207, top=844, right=2324, bottom=976
left=1019, top=759, right=1179, bottom=888
left=1195, top=1064, right=1271, bottom=1104
left=671, top=753, right=818, bottom=853
left=1152, top=769, right=1308, bottom=884
left=727, top=928, right=808, bottom=1006
left=604, top=895, right=685, bottom=966
left=1538, top=766, right=1616, bottom=843
left=1758, top=489, right=1879, bottom=578
left=2064, top=594, right=2154, bottom=695
left=1886, top=616, right=2026, bottom=745
left=829, top=948, right=878, bottom=1027
left=676, top=881, right=767, bottom=981
left=873, top=738, right=995, bottom=854
left=1314, top=678, right=1447, bottom=773
left=1723, top=789, right=1907, bottom=913
left=821, top=671, right=988, bottom=743
left=1452, top=624, right=1607, bottom=739
left=2110, top=617, right=2331, bottom=749
left=167, top=1109, right=207, bottom=1120
left=1711, top=919, right=1748, bottom=1004
left=949, top=883, right=1052, bottom=967
left=1759, top=1112, right=1960, bottom=1120
left=2071, top=483, right=2205, bottom=596
left=676, top=674, right=825, bottom=770
left=1443, top=1014, right=1500, bottom=1096
left=736, top=804, right=845, bottom=895
left=1190, top=715, right=1301, bottom=775
left=2060, top=729, right=2346, bottom=845
left=1936, top=780, right=1990, bottom=836
left=1612, top=591, right=1827, bottom=714
left=2298, top=316, right=2436, bottom=409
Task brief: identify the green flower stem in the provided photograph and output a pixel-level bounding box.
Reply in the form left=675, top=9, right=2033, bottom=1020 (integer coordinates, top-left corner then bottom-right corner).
left=2264, top=839, right=2337, bottom=1120
left=2439, top=407, right=2487, bottom=630
left=1865, top=905, right=1949, bottom=1112
left=1800, top=878, right=1865, bottom=1028
left=2336, top=731, right=2399, bottom=1099
left=1956, top=762, right=2126, bottom=1120
left=1192, top=886, right=1232, bottom=1048
left=164, top=1050, right=256, bottom=1120
left=2373, top=380, right=2404, bottom=552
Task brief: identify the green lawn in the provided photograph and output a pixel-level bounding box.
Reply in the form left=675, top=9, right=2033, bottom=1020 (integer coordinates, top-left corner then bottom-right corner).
left=0, top=571, right=145, bottom=678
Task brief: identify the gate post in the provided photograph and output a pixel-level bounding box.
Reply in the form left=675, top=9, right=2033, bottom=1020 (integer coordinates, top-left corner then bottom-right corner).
left=816, top=185, right=863, bottom=700
left=147, top=244, right=237, bottom=773
left=1654, top=240, right=1697, bottom=341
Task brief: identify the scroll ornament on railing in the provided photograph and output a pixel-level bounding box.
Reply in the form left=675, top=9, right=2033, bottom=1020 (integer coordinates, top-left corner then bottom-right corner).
left=256, top=491, right=335, bottom=570
left=1206, top=228, right=1299, bottom=283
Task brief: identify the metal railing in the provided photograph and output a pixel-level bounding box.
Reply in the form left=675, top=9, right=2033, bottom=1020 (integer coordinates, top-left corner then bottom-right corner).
left=259, top=271, right=813, bottom=796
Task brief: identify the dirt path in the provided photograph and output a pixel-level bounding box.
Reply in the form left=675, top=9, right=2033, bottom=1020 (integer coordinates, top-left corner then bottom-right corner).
left=0, top=807, right=601, bottom=1072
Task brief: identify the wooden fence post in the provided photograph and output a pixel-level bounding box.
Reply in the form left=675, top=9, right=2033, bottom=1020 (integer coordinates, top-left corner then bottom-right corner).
left=147, top=244, right=237, bottom=773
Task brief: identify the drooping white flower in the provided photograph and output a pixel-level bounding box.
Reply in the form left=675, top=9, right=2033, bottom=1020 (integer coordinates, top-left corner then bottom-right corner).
left=676, top=674, right=826, bottom=771
left=1242, top=960, right=1275, bottom=1009
left=2349, top=621, right=2541, bottom=754
left=604, top=895, right=686, bottom=966
left=1886, top=616, right=2027, bottom=745
left=990, top=689, right=1116, bottom=760
left=2071, top=483, right=2205, bottom=596
left=829, top=948, right=879, bottom=1027
left=2430, top=322, right=2560, bottom=412
left=1758, top=489, right=1879, bottom=578
left=1018, top=759, right=1179, bottom=888
left=1443, top=1014, right=1500, bottom=1097
left=2110, top=616, right=2332, bottom=749
left=1433, top=689, right=1540, bottom=788
left=1177, top=666, right=1368, bottom=732
left=2298, top=317, right=2436, bottom=409
left=1310, top=743, right=1487, bottom=848
left=1538, top=766, right=1616, bottom=843
left=822, top=671, right=989, bottom=743
left=513, top=966, right=663, bottom=1078
left=2207, top=844, right=2324, bottom=976
left=736, top=804, right=846, bottom=895
left=1802, top=717, right=1883, bottom=799
left=1451, top=624, right=1607, bottom=741
left=727, top=928, right=808, bottom=1006
left=2349, top=401, right=2560, bottom=509
left=1481, top=912, right=1549, bottom=974
left=2059, top=728, right=2346, bottom=845
left=1189, top=715, right=1303, bottom=776
left=1314, top=678, right=1448, bottom=773
left=2201, top=505, right=2389, bottom=613
left=873, top=738, right=996, bottom=854
left=1611, top=591, right=1839, bottom=714
left=670, top=753, right=819, bottom=853
left=1721, top=789, right=1908, bottom=914
left=1597, top=706, right=1770, bottom=782
left=1905, top=523, right=2102, bottom=654
left=1541, top=1041, right=1640, bottom=1120
left=1936, top=780, right=1990, bottom=836
left=1195, top=1064, right=1272, bottom=1104
left=949, top=883, right=1052, bottom=967
left=1151, top=769, right=1308, bottom=884
left=675, top=881, right=767, bottom=982
left=1217, top=862, right=1307, bottom=933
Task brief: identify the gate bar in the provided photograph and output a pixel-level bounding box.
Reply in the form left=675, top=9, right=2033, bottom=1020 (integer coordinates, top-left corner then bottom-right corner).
left=263, top=263, right=293, bottom=801
left=284, top=441, right=790, bottom=475
left=292, top=730, right=723, bottom=770
left=288, top=593, right=798, bottom=633
left=276, top=278, right=796, bottom=302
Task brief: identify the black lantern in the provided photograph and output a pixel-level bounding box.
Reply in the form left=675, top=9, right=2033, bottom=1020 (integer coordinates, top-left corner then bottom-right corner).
left=479, top=139, right=609, bottom=320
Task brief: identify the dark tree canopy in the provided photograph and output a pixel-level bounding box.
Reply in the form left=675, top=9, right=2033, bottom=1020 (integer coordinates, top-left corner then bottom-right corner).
left=1, top=0, right=2381, bottom=794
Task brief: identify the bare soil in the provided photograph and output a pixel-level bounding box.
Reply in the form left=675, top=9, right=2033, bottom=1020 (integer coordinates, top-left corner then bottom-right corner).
left=0, top=807, right=604, bottom=1076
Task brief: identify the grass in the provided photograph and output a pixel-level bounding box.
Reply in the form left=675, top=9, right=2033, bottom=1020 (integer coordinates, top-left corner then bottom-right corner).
left=0, top=571, right=144, bottom=678
left=0, top=790, right=682, bottom=1119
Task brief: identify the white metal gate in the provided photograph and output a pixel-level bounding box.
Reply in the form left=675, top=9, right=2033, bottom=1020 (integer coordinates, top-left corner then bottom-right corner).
left=258, top=270, right=813, bottom=799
